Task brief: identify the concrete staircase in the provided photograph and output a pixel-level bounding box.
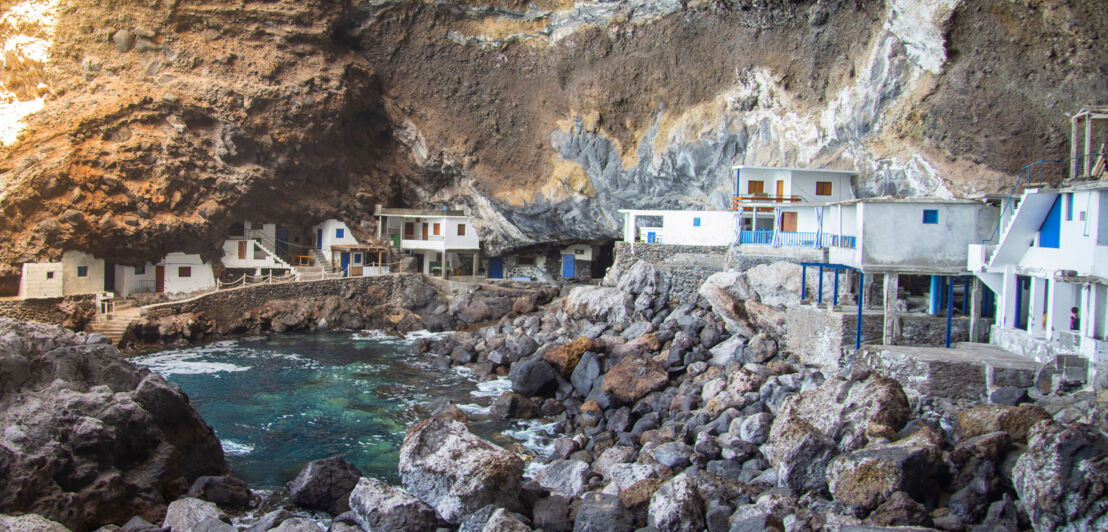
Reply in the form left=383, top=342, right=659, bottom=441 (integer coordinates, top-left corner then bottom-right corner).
left=310, top=249, right=334, bottom=274
left=90, top=300, right=142, bottom=346
left=987, top=189, right=1059, bottom=269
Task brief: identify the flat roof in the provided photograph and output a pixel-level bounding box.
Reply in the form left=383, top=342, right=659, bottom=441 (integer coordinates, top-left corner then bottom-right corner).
left=617, top=209, right=733, bottom=215
left=379, top=208, right=467, bottom=217
left=732, top=165, right=858, bottom=175
left=825, top=196, right=988, bottom=206
left=1055, top=180, right=1108, bottom=193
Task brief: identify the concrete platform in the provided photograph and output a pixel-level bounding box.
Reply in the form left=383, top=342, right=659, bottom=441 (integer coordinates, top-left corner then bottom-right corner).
left=857, top=342, right=1039, bottom=403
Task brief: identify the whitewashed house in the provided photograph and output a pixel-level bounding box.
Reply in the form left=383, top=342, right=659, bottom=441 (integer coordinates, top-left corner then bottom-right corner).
left=732, top=165, right=856, bottom=235
left=969, top=182, right=1108, bottom=365
left=113, top=253, right=216, bottom=296
left=377, top=208, right=479, bottom=277
left=618, top=209, right=736, bottom=246
left=310, top=218, right=388, bottom=277
left=18, top=250, right=106, bottom=299
left=221, top=221, right=293, bottom=275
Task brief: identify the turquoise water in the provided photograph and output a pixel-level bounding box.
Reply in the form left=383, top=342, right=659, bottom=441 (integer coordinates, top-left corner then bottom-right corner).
left=132, top=331, right=549, bottom=490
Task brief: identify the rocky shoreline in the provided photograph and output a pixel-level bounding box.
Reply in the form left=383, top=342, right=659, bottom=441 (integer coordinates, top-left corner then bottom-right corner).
left=2, top=262, right=1107, bottom=531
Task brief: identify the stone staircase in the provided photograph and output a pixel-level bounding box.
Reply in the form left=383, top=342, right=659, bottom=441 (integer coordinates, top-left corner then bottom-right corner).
left=89, top=300, right=142, bottom=346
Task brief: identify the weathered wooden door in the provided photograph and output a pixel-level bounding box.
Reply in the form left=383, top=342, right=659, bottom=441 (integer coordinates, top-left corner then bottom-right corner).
left=421, top=224, right=428, bottom=240
left=781, top=212, right=798, bottom=232
left=155, top=266, right=165, bottom=293
left=238, top=241, right=248, bottom=259
left=776, top=180, right=784, bottom=197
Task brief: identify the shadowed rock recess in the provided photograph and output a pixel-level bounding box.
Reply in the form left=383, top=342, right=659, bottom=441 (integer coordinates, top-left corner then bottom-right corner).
left=0, top=0, right=1106, bottom=289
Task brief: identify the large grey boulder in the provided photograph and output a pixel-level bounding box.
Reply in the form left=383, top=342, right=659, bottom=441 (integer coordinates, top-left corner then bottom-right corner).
left=1012, top=420, right=1108, bottom=531
left=573, top=493, right=633, bottom=532
left=647, top=473, right=704, bottom=532
left=482, top=508, right=531, bottom=532
left=0, top=513, right=69, bottom=532
left=267, top=517, right=321, bottom=532
left=565, top=286, right=633, bottom=325
left=163, top=498, right=225, bottom=532
left=534, top=460, right=590, bottom=498
left=347, top=477, right=439, bottom=532
left=508, top=358, right=558, bottom=397
left=399, top=418, right=524, bottom=524
left=825, top=427, right=945, bottom=513
left=616, top=261, right=670, bottom=304
left=287, top=456, right=362, bottom=515
left=697, top=271, right=756, bottom=336
left=0, top=319, right=226, bottom=530
left=188, top=475, right=253, bottom=510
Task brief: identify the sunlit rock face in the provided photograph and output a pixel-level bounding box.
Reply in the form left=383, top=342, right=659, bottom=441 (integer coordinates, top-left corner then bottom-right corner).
left=0, top=0, right=1105, bottom=283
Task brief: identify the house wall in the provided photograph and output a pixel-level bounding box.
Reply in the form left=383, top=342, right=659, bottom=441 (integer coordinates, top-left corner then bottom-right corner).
left=1019, top=189, right=1108, bottom=278
left=114, top=263, right=156, bottom=297
left=621, top=211, right=736, bottom=246
left=61, top=251, right=105, bottom=296
left=19, top=262, right=64, bottom=299
left=385, top=215, right=479, bottom=251
left=314, top=219, right=359, bottom=254
left=735, top=167, right=855, bottom=203
left=221, top=239, right=288, bottom=270
left=161, top=253, right=216, bottom=294
left=853, top=202, right=997, bottom=273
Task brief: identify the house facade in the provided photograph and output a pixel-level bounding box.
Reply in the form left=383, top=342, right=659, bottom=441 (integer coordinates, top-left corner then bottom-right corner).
left=732, top=165, right=856, bottom=233
left=18, top=250, right=107, bottom=299
left=114, top=253, right=216, bottom=296
left=618, top=209, right=737, bottom=246
left=377, top=208, right=480, bottom=277
left=221, top=221, right=293, bottom=274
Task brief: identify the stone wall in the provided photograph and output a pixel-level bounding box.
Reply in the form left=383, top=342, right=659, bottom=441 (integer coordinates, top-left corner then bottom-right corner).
left=0, top=297, right=91, bottom=326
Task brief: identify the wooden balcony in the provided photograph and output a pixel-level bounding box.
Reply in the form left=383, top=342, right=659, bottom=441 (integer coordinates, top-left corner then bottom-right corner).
left=732, top=194, right=803, bottom=211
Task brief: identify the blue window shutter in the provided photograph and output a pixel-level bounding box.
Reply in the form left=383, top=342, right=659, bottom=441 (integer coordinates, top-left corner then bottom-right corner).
left=336, top=228, right=344, bottom=239
left=77, top=266, right=88, bottom=277
left=1065, top=193, right=1074, bottom=221
left=1038, top=196, right=1062, bottom=248
left=922, top=210, right=939, bottom=224
left=693, top=217, right=701, bottom=227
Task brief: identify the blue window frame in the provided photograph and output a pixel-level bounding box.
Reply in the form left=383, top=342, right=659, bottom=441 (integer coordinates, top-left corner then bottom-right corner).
left=922, top=209, right=939, bottom=224
left=336, top=228, right=344, bottom=239
left=76, top=266, right=88, bottom=277
left=1038, top=196, right=1062, bottom=248
left=1065, top=193, right=1074, bottom=221
left=693, top=217, right=701, bottom=227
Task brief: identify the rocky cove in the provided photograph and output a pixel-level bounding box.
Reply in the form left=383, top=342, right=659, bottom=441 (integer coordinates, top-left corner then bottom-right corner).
left=2, top=262, right=1106, bottom=532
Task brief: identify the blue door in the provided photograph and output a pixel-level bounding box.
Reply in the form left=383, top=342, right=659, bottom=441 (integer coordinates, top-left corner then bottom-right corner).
left=647, top=231, right=657, bottom=243
left=489, top=258, right=503, bottom=279
left=316, top=229, right=323, bottom=249
left=561, top=254, right=575, bottom=279
left=340, top=252, right=350, bottom=276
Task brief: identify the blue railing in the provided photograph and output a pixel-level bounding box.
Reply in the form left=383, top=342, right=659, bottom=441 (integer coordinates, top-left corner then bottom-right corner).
left=738, top=230, right=856, bottom=249
left=984, top=152, right=1102, bottom=244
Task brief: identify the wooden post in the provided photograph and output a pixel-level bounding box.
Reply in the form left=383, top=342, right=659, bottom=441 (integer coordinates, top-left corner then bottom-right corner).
left=378, top=250, right=383, bottom=275
left=883, top=273, right=900, bottom=345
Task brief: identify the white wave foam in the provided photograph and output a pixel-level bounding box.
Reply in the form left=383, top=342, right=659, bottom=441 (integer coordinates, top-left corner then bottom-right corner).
left=221, top=440, right=254, bottom=456
left=132, top=352, right=250, bottom=376
left=502, top=419, right=559, bottom=459
left=456, top=402, right=491, bottom=416
left=471, top=376, right=512, bottom=399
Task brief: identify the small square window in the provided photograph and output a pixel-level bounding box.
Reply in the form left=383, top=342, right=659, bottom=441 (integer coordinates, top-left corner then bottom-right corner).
left=76, top=266, right=88, bottom=277
left=815, top=182, right=833, bottom=196
left=354, top=253, right=362, bottom=264
left=178, top=267, right=191, bottom=278
left=135, top=265, right=146, bottom=275
left=922, top=209, right=939, bottom=224
left=46, top=271, right=55, bottom=279
left=518, top=255, right=535, bottom=266
left=693, top=217, right=701, bottom=227
left=457, top=224, right=466, bottom=236
left=336, top=228, right=344, bottom=239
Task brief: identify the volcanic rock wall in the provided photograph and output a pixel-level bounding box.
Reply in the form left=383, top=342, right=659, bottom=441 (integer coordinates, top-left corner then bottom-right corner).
left=0, top=0, right=1105, bottom=288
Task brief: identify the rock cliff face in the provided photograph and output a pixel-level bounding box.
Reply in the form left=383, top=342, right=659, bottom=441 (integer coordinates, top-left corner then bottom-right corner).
left=0, top=0, right=1105, bottom=286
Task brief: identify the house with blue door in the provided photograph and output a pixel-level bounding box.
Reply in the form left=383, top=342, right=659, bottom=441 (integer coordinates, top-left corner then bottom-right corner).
left=618, top=209, right=737, bottom=246
left=969, top=182, right=1108, bottom=369
left=376, top=208, right=480, bottom=278
left=312, top=218, right=389, bottom=277
left=487, top=242, right=602, bottom=282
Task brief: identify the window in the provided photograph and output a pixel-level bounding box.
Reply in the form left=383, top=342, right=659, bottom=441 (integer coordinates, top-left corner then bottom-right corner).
left=922, top=209, right=939, bottom=224
left=575, top=248, right=584, bottom=255
left=815, top=181, right=833, bottom=196
left=747, top=180, right=764, bottom=194
left=404, top=222, right=415, bottom=239
left=135, top=265, right=145, bottom=275
left=518, top=256, right=535, bottom=266
left=251, top=222, right=263, bottom=230
left=178, top=267, right=191, bottom=277
left=1066, top=193, right=1074, bottom=221
left=433, top=223, right=441, bottom=236
left=76, top=266, right=88, bottom=277
left=693, top=217, right=701, bottom=227
left=336, top=228, right=344, bottom=239
left=457, top=224, right=466, bottom=236
left=353, top=253, right=362, bottom=264
left=46, top=271, right=54, bottom=279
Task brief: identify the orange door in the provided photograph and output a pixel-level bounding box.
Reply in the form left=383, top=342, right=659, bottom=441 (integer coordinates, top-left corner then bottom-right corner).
left=781, top=212, right=798, bottom=232
left=421, top=224, right=428, bottom=240
left=776, top=180, right=784, bottom=198
left=155, top=266, right=165, bottom=293
left=237, top=241, right=247, bottom=259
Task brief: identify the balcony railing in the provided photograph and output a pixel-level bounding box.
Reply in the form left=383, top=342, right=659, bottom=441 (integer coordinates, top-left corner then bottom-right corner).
left=738, top=230, right=856, bottom=249
left=732, top=194, right=803, bottom=210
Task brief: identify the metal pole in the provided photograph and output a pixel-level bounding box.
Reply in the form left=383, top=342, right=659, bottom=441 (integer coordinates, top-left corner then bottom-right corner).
left=801, top=264, right=807, bottom=301
left=833, top=269, right=840, bottom=306
left=818, top=265, right=824, bottom=304
left=962, top=277, right=969, bottom=315
left=946, top=276, right=954, bottom=348
left=856, top=272, right=864, bottom=350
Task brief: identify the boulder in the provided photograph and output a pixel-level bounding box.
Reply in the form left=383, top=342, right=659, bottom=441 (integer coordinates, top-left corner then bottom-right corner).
left=268, top=518, right=320, bottom=532
left=573, top=493, right=633, bottom=532
left=1012, top=420, right=1108, bottom=531
left=287, top=456, right=362, bottom=515
left=825, top=427, right=945, bottom=513
left=647, top=473, right=705, bottom=532
left=744, top=334, right=778, bottom=364
left=0, top=319, right=226, bottom=530
left=508, top=358, right=558, bottom=397
left=594, top=446, right=635, bottom=478
left=570, top=351, right=602, bottom=397
left=650, top=441, right=693, bottom=469
left=771, top=373, right=909, bottom=454
left=565, top=287, right=633, bottom=325
left=616, top=261, right=670, bottom=301
left=956, top=404, right=1051, bottom=443
left=601, top=356, right=669, bottom=404
left=533, top=459, right=590, bottom=498
left=492, top=392, right=538, bottom=419
left=744, top=262, right=817, bottom=307
left=738, top=413, right=773, bottom=446
left=194, top=516, right=237, bottom=531
left=866, top=491, right=933, bottom=528
left=708, top=335, right=744, bottom=366
left=482, top=508, right=530, bottom=532
left=743, top=301, right=787, bottom=339
left=0, top=514, right=70, bottom=532
left=543, top=337, right=599, bottom=376
left=763, top=415, right=838, bottom=493
left=532, top=495, right=572, bottom=532
left=187, top=475, right=253, bottom=510
left=347, top=477, right=439, bottom=532
left=244, top=509, right=292, bottom=532
left=697, top=272, right=757, bottom=336
left=163, top=498, right=225, bottom=532
left=399, top=418, right=524, bottom=524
